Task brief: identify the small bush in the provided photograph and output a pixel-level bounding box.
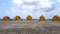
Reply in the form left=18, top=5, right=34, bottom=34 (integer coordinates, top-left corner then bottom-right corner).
left=53, top=15, right=60, bottom=21
left=26, top=15, right=32, bottom=21
left=3, top=16, right=10, bottom=21
left=14, top=16, right=21, bottom=21
left=39, top=15, right=45, bottom=21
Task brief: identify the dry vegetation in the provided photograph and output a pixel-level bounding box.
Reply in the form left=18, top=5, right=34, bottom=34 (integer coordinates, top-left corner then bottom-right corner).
left=2, top=16, right=10, bottom=21
left=26, top=15, right=32, bottom=21
left=39, top=15, right=45, bottom=21
left=1, top=15, right=60, bottom=21
left=14, top=16, right=21, bottom=21
left=53, top=15, right=60, bottom=21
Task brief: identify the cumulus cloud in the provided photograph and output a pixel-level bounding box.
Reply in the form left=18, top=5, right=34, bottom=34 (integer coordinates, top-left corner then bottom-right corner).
left=55, top=0, right=60, bottom=3
left=12, top=0, right=57, bottom=12
left=12, top=0, right=23, bottom=7
left=24, top=0, right=37, bottom=3
left=12, top=0, right=59, bottom=19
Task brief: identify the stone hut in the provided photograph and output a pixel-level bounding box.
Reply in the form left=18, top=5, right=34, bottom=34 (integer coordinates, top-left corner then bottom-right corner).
left=14, top=16, right=21, bottom=21
left=3, top=16, right=10, bottom=21
left=26, top=15, right=32, bottom=21
left=39, top=15, right=45, bottom=21
left=53, top=15, right=60, bottom=21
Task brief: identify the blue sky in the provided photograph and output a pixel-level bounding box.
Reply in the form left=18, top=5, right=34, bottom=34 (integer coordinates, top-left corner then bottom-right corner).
left=0, top=0, right=60, bottom=19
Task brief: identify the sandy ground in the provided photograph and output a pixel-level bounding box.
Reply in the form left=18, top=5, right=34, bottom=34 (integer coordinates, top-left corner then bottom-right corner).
left=0, top=21, right=60, bottom=34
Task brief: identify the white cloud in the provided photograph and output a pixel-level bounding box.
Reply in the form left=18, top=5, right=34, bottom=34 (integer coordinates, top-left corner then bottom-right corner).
left=21, top=5, right=35, bottom=11
left=12, top=0, right=56, bottom=10
left=24, top=0, right=37, bottom=3
left=55, top=0, right=60, bottom=3
left=39, top=1, right=53, bottom=8
left=12, top=0, right=59, bottom=19
left=12, top=0, right=23, bottom=7
left=12, top=0, right=54, bottom=7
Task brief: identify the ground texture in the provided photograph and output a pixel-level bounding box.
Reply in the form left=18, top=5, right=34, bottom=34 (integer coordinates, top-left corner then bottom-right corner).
left=0, top=21, right=60, bottom=34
